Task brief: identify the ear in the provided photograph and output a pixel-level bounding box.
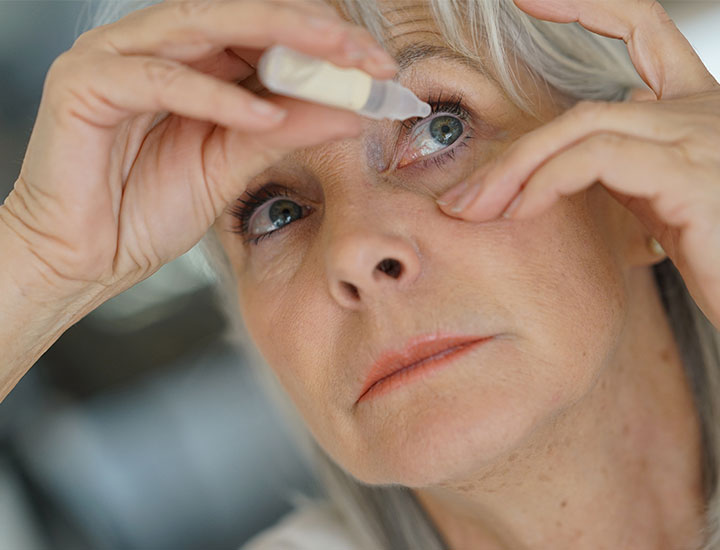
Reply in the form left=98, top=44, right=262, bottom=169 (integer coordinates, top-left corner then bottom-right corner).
left=627, top=87, right=657, bottom=103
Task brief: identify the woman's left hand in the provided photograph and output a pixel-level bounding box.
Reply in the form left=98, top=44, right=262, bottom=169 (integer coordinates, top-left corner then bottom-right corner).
left=437, top=0, right=720, bottom=330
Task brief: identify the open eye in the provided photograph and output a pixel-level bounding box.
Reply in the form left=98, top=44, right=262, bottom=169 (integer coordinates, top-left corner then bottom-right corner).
left=396, top=113, right=466, bottom=169
left=247, top=196, right=311, bottom=241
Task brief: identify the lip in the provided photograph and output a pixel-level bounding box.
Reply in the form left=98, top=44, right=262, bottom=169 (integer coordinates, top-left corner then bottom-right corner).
left=355, top=333, right=494, bottom=404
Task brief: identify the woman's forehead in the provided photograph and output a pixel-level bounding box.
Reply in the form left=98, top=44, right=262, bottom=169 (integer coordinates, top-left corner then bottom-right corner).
left=324, top=0, right=493, bottom=79
left=325, top=0, right=439, bottom=48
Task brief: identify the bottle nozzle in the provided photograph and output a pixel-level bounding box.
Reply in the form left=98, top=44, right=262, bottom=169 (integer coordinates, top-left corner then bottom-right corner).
left=358, top=79, right=431, bottom=121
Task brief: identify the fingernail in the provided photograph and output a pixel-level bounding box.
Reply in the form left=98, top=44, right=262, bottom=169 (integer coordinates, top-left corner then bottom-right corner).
left=648, top=237, right=666, bottom=256
left=251, top=100, right=287, bottom=121
left=501, top=193, right=524, bottom=219
left=450, top=183, right=484, bottom=214
left=436, top=181, right=469, bottom=205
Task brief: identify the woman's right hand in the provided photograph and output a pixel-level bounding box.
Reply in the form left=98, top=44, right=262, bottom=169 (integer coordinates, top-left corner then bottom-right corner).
left=0, top=0, right=397, bottom=308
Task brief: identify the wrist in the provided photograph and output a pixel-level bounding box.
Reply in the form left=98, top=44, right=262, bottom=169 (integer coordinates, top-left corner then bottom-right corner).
left=0, top=206, right=109, bottom=400
left=0, top=205, right=105, bottom=327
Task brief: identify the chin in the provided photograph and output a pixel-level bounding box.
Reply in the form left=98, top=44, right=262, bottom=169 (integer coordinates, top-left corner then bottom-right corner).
left=353, top=396, right=548, bottom=487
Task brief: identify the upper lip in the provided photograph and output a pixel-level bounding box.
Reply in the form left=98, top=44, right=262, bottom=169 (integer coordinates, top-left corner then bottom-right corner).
left=355, top=333, right=493, bottom=403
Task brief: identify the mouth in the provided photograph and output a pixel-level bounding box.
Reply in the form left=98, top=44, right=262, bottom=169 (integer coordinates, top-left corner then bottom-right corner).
left=355, top=334, right=494, bottom=404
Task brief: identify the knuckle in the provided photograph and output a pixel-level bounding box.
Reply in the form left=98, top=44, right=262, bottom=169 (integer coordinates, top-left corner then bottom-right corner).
left=173, top=0, right=216, bottom=19
left=44, top=51, right=82, bottom=95
left=674, top=139, right=708, bottom=171
left=43, top=52, right=112, bottom=121
left=70, top=27, right=103, bottom=50
left=46, top=51, right=72, bottom=81
left=142, top=58, right=186, bottom=88
left=596, top=133, right=624, bottom=149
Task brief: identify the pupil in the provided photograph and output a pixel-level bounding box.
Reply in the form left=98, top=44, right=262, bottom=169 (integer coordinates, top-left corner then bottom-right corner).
left=269, top=199, right=302, bottom=228
left=430, top=116, right=462, bottom=146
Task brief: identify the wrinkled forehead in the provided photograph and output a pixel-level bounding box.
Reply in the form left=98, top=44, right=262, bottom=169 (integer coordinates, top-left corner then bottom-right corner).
left=324, top=0, right=493, bottom=76
left=329, top=0, right=438, bottom=46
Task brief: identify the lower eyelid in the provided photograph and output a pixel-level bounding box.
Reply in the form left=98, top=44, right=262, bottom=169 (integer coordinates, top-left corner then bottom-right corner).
left=398, top=129, right=474, bottom=172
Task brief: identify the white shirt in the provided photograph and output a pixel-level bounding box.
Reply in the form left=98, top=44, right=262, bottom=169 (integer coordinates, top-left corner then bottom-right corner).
left=241, top=500, right=365, bottom=550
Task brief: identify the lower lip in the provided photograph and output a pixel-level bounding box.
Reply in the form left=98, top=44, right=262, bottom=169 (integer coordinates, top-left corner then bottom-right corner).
left=356, top=338, right=493, bottom=404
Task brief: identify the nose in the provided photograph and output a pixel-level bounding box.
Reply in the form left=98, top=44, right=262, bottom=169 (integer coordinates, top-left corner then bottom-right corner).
left=325, top=231, right=422, bottom=309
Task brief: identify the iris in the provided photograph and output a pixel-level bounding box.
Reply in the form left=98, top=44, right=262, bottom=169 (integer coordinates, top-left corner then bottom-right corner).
left=268, top=199, right=303, bottom=229
left=429, top=115, right=463, bottom=146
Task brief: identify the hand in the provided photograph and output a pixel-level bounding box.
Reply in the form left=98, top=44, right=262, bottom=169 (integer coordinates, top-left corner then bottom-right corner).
left=0, top=0, right=398, bottom=306
left=436, top=0, right=720, bottom=330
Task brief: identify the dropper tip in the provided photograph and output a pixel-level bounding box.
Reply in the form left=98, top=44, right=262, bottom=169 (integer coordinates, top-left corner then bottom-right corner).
left=417, top=101, right=432, bottom=118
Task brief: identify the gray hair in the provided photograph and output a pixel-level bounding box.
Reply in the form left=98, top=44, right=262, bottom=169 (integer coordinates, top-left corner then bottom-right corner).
left=82, top=1, right=720, bottom=548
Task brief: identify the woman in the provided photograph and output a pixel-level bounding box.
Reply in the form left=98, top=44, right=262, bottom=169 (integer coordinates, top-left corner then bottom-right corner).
left=1, top=0, right=719, bottom=548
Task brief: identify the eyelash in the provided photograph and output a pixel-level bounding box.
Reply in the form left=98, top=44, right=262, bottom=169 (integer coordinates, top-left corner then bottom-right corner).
left=230, top=91, right=474, bottom=244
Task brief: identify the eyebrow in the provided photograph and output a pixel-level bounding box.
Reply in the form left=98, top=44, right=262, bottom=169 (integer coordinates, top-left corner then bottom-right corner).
left=392, top=42, right=492, bottom=79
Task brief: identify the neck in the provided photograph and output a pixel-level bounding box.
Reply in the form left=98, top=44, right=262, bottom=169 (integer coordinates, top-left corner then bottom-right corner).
left=414, top=267, right=707, bottom=550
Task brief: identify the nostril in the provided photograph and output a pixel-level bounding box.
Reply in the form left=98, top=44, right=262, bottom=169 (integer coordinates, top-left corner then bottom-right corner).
left=376, top=258, right=403, bottom=279
left=342, top=281, right=360, bottom=300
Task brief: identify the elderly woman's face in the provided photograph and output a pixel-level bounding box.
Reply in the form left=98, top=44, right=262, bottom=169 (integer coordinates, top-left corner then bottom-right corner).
left=216, top=1, right=635, bottom=486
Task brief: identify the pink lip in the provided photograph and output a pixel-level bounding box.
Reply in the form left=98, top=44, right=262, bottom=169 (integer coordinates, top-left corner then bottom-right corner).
left=355, top=334, right=494, bottom=404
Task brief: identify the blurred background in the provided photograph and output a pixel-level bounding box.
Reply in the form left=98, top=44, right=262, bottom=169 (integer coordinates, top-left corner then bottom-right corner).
left=0, top=1, right=719, bottom=549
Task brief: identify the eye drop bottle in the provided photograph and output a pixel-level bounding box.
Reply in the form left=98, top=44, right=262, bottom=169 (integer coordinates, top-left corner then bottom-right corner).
left=257, top=45, right=431, bottom=121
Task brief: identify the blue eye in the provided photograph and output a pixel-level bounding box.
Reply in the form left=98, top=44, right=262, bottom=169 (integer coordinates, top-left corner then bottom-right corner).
left=247, top=196, right=309, bottom=241
left=408, top=115, right=464, bottom=155
left=228, top=187, right=312, bottom=245
left=398, top=93, right=473, bottom=170
left=429, top=116, right=463, bottom=145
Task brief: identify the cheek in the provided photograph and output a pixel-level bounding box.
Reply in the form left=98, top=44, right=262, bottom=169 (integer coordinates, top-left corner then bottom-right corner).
left=456, top=195, right=626, bottom=395
left=237, top=259, right=349, bottom=438
left=487, top=197, right=627, bottom=405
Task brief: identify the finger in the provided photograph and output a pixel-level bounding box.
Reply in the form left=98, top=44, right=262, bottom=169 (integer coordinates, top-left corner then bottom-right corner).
left=51, top=50, right=289, bottom=131
left=88, top=0, right=398, bottom=80
left=164, top=0, right=341, bottom=21
left=444, top=98, right=701, bottom=220
left=489, top=134, right=707, bottom=236
left=512, top=0, right=718, bottom=98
